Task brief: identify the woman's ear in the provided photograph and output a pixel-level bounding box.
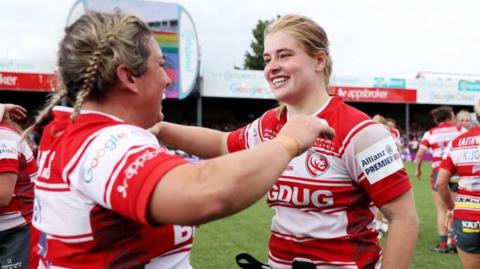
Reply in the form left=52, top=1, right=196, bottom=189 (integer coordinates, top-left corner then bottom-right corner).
left=116, top=64, right=139, bottom=93
left=315, top=52, right=327, bottom=73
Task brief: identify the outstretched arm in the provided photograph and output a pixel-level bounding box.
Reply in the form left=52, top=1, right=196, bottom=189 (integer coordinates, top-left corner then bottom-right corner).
left=149, top=121, right=228, bottom=158
left=148, top=115, right=335, bottom=225
left=380, top=190, right=419, bottom=269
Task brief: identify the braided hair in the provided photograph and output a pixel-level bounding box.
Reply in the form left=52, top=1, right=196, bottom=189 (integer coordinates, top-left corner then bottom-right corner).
left=22, top=12, right=152, bottom=140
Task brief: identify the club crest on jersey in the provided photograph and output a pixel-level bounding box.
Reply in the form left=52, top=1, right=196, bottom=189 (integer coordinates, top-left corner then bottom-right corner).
left=305, top=150, right=329, bottom=177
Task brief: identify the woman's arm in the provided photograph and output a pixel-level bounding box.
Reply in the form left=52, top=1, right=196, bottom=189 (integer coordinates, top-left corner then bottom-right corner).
left=414, top=146, right=427, bottom=180
left=437, top=168, right=455, bottom=210
left=148, top=115, right=335, bottom=225
left=0, top=172, right=17, bottom=207
left=380, top=190, right=420, bottom=268
left=149, top=121, right=228, bottom=158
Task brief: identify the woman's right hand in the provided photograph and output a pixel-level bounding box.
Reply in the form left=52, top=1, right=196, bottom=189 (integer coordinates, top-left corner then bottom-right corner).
left=278, top=115, right=335, bottom=155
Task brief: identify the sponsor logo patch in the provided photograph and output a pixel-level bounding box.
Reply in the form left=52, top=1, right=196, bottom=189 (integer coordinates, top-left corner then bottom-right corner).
left=83, top=132, right=128, bottom=183
left=117, top=148, right=164, bottom=198
left=356, top=137, right=403, bottom=184
left=461, top=220, right=480, bottom=233
left=305, top=150, right=329, bottom=177
left=0, top=140, right=17, bottom=159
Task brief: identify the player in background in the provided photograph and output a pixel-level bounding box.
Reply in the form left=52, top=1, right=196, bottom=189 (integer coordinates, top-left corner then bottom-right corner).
left=386, top=118, right=401, bottom=148
left=415, top=106, right=466, bottom=253
left=21, top=12, right=333, bottom=268
left=456, top=110, right=473, bottom=130
left=151, top=14, right=419, bottom=269
left=437, top=99, right=480, bottom=268
left=0, top=103, right=39, bottom=269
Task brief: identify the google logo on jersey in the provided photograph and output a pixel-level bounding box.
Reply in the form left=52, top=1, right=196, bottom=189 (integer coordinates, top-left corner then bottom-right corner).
left=84, top=132, right=128, bottom=183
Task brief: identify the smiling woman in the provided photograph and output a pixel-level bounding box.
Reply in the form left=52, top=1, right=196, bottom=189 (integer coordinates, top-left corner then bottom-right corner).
left=151, top=14, right=420, bottom=269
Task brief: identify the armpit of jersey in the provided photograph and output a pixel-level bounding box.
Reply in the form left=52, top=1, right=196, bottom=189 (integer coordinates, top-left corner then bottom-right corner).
left=353, top=125, right=404, bottom=185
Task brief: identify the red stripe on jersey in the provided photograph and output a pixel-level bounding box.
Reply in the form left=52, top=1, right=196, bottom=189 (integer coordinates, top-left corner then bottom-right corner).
left=161, top=245, right=193, bottom=257
left=35, top=186, right=70, bottom=192
left=257, top=115, right=265, bottom=143
left=63, top=134, right=99, bottom=185
left=279, top=175, right=353, bottom=186
left=101, top=144, right=146, bottom=204
left=338, top=121, right=377, bottom=156
left=269, top=231, right=380, bottom=268
left=359, top=168, right=411, bottom=207
left=268, top=253, right=358, bottom=267
left=48, top=232, right=93, bottom=239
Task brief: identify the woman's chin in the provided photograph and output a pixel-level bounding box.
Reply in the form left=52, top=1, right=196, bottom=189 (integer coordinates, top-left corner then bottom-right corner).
left=272, top=91, right=293, bottom=104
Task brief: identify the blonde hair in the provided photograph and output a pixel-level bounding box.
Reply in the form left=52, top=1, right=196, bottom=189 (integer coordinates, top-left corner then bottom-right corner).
left=456, top=109, right=471, bottom=119
left=266, top=14, right=332, bottom=118
left=372, top=114, right=387, bottom=125
left=23, top=12, right=152, bottom=140
left=265, top=14, right=332, bottom=88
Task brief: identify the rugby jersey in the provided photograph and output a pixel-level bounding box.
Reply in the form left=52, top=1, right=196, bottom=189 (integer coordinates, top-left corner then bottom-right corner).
left=0, top=122, right=37, bottom=231
left=420, top=123, right=465, bottom=170
left=227, top=96, right=411, bottom=269
left=33, top=107, right=194, bottom=268
left=440, top=127, right=480, bottom=221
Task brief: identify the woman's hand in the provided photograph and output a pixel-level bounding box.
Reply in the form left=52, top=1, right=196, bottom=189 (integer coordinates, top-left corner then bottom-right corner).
left=0, top=103, right=27, bottom=122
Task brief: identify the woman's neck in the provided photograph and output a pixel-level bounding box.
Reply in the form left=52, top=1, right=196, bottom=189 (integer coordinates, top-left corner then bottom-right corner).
left=81, top=98, right=147, bottom=127
left=286, top=84, right=331, bottom=116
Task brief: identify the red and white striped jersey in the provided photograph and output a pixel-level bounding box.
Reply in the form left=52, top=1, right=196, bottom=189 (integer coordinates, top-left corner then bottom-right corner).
left=33, top=107, right=194, bottom=268
left=227, top=97, right=411, bottom=269
left=420, top=123, right=465, bottom=170
left=440, top=127, right=480, bottom=221
left=0, top=122, right=37, bottom=231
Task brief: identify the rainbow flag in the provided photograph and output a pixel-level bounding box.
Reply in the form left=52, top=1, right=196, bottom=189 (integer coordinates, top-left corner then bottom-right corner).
left=153, top=32, right=178, bottom=54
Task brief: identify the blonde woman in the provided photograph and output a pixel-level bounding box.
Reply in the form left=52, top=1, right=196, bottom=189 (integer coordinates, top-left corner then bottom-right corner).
left=456, top=110, right=473, bottom=130
left=152, top=14, right=419, bottom=268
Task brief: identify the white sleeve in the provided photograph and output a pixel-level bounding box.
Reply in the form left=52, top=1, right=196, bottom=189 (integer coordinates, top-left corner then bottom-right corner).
left=343, top=123, right=404, bottom=185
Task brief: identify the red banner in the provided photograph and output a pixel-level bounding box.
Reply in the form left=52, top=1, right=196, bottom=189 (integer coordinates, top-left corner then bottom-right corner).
left=330, top=86, right=417, bottom=103
left=0, top=71, right=56, bottom=92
